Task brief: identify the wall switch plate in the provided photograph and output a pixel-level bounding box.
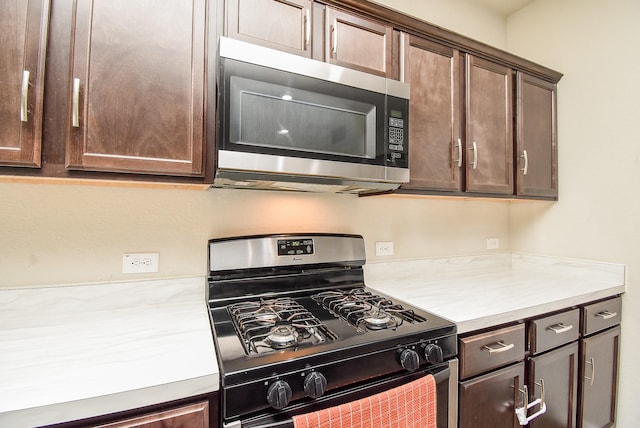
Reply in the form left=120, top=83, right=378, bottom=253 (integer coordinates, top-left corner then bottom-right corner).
left=122, top=253, right=159, bottom=273
left=486, top=238, right=500, bottom=250
left=375, top=241, right=394, bottom=256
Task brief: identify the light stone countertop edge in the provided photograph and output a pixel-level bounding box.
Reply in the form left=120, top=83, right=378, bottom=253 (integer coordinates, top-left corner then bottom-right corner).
left=364, top=252, right=626, bottom=334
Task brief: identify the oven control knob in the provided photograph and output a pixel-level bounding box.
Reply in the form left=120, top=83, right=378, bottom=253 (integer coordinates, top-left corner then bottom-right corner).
left=424, top=343, right=444, bottom=364
left=400, top=349, right=420, bottom=372
left=266, top=380, right=292, bottom=410
left=304, top=372, right=328, bottom=398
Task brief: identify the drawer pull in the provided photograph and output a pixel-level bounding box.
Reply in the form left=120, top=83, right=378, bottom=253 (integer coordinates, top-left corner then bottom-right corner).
left=516, top=379, right=547, bottom=425
left=595, top=310, right=618, bottom=320
left=547, top=323, right=573, bottom=334
left=584, top=357, right=595, bottom=386
left=483, top=341, right=514, bottom=354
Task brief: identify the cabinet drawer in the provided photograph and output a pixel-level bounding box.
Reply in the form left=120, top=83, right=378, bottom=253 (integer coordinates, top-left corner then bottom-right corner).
left=459, top=323, right=525, bottom=379
left=582, top=297, right=622, bottom=336
left=530, top=308, right=580, bottom=355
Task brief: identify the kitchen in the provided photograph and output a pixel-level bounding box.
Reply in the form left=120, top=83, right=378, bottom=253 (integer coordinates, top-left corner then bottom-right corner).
left=0, top=0, right=638, bottom=427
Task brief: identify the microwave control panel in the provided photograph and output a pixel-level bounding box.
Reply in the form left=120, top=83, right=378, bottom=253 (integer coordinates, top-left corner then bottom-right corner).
left=386, top=98, right=408, bottom=167
left=388, top=115, right=406, bottom=161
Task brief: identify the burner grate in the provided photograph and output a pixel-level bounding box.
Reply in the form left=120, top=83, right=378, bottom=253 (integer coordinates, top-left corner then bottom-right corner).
left=228, top=297, right=336, bottom=355
left=312, top=288, right=426, bottom=330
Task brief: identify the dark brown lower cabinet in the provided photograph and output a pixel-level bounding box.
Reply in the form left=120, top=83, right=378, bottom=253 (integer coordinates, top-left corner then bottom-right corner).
left=528, top=342, right=579, bottom=428
left=94, top=401, right=209, bottom=428
left=578, top=326, right=620, bottom=428
left=459, top=362, right=524, bottom=428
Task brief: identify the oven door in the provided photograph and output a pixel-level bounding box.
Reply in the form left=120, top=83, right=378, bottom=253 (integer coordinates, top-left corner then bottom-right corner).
left=226, top=359, right=458, bottom=428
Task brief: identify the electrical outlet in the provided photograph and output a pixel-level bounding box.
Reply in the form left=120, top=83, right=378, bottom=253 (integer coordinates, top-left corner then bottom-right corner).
left=486, top=238, right=500, bottom=250
left=375, top=241, right=394, bottom=256
left=122, top=253, right=159, bottom=273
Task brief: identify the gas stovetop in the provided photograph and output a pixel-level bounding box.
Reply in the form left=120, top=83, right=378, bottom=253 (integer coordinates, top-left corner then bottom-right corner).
left=207, top=233, right=457, bottom=422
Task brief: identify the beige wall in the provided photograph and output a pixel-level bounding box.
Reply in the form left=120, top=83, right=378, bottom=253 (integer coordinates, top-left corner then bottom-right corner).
left=507, top=0, right=640, bottom=425
left=0, top=182, right=510, bottom=287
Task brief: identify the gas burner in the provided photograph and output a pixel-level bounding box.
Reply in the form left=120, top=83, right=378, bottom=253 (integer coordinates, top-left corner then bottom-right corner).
left=227, top=297, right=336, bottom=355
left=312, top=288, right=426, bottom=331
left=266, top=324, right=300, bottom=349
left=361, top=309, right=393, bottom=330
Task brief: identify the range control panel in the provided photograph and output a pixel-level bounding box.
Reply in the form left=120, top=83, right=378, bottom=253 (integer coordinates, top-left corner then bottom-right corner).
left=278, top=238, right=314, bottom=256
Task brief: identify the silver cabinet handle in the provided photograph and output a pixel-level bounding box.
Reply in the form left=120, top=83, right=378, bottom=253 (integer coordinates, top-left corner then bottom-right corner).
left=453, top=139, right=463, bottom=168
left=521, top=149, right=529, bottom=175
left=516, top=380, right=547, bottom=425
left=471, top=141, right=478, bottom=169
left=21, top=70, right=30, bottom=122
left=72, top=78, right=80, bottom=128
left=304, top=8, right=311, bottom=47
left=331, top=18, right=338, bottom=56
left=483, top=341, right=514, bottom=354
left=584, top=357, right=595, bottom=386
left=547, top=323, right=573, bottom=334
left=596, top=310, right=618, bottom=320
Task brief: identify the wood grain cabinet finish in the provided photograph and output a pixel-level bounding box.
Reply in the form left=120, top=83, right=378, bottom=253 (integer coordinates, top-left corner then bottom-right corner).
left=225, top=0, right=313, bottom=57
left=459, top=362, right=524, bottom=428
left=578, top=307, right=621, bottom=428
left=516, top=72, right=558, bottom=198
left=459, top=323, right=525, bottom=380
left=400, top=34, right=462, bottom=192
left=528, top=342, right=579, bottom=428
left=66, top=0, right=206, bottom=176
left=93, top=401, right=209, bottom=428
left=465, top=54, right=514, bottom=195
left=0, top=0, right=50, bottom=168
left=323, top=6, right=395, bottom=78
left=530, top=308, right=580, bottom=355
left=224, top=0, right=395, bottom=78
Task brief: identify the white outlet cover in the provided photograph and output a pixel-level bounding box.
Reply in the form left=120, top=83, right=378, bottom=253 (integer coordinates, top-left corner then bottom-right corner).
left=375, top=241, right=394, bottom=256
left=486, top=238, right=500, bottom=250
left=122, top=253, right=159, bottom=274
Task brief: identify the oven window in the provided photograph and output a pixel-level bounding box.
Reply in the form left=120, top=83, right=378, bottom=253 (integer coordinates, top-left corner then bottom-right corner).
left=228, top=76, right=377, bottom=159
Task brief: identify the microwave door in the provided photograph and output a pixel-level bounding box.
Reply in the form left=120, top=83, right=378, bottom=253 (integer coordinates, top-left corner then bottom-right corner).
left=228, top=76, right=377, bottom=161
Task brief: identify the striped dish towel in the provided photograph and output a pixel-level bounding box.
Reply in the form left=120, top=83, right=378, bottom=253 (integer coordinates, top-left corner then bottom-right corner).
left=292, top=374, right=437, bottom=428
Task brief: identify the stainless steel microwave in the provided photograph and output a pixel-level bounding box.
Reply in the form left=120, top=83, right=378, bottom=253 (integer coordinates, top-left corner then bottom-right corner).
left=213, top=37, right=410, bottom=194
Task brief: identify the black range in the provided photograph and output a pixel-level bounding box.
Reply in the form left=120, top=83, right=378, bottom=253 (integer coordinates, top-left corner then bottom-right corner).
left=207, top=233, right=458, bottom=428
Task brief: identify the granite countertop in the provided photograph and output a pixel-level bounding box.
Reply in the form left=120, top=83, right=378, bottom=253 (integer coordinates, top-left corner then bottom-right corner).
left=0, top=277, right=219, bottom=428
left=364, top=253, right=626, bottom=334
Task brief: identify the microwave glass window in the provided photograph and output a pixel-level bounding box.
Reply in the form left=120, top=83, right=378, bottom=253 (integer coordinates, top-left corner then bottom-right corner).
left=229, top=77, right=376, bottom=159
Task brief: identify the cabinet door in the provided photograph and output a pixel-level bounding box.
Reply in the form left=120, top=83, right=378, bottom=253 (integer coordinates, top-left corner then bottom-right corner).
left=528, top=342, right=579, bottom=428
left=459, top=362, right=524, bottom=428
left=94, top=401, right=209, bottom=427
left=401, top=35, right=462, bottom=192
left=465, top=55, right=513, bottom=194
left=0, top=0, right=49, bottom=167
left=516, top=72, right=557, bottom=198
left=225, top=0, right=312, bottom=57
left=578, top=326, right=620, bottom=428
left=324, top=7, right=395, bottom=78
left=66, top=0, right=206, bottom=176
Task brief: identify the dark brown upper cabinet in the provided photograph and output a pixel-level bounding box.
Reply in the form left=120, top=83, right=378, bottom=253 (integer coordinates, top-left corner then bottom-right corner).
left=224, top=0, right=396, bottom=78
left=323, top=6, right=395, bottom=78
left=465, top=55, right=514, bottom=195
left=401, top=34, right=462, bottom=192
left=0, top=0, right=50, bottom=168
left=65, top=0, right=206, bottom=176
left=225, top=0, right=313, bottom=58
left=516, top=72, right=558, bottom=198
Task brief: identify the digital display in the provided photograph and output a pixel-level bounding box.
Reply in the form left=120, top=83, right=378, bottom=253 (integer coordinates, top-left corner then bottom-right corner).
left=390, top=109, right=403, bottom=119
left=278, top=239, right=314, bottom=256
